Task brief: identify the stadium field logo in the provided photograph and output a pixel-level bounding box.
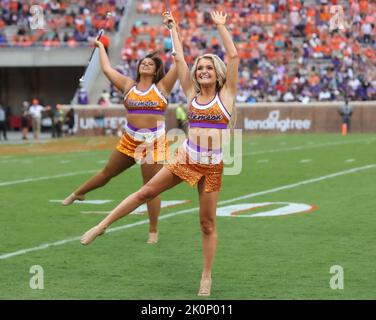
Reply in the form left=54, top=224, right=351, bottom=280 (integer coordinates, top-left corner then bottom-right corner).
left=244, top=110, right=311, bottom=132
left=216, top=202, right=317, bottom=217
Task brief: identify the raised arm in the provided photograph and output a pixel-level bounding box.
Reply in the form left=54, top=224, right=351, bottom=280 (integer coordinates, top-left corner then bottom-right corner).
left=157, top=57, right=178, bottom=95
left=211, top=11, right=239, bottom=96
left=95, top=39, right=135, bottom=94
left=162, top=12, right=195, bottom=100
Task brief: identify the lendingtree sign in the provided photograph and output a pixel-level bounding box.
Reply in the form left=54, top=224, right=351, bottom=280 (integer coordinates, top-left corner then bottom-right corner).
left=60, top=103, right=376, bottom=135
left=244, top=110, right=311, bottom=132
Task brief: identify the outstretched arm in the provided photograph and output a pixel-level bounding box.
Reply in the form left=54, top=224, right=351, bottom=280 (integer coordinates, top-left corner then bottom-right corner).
left=158, top=57, right=178, bottom=95
left=95, top=39, right=135, bottom=94
left=211, top=11, right=239, bottom=96
left=162, top=12, right=195, bottom=100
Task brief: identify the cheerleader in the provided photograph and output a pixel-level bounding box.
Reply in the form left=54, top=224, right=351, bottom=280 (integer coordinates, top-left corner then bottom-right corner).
left=63, top=37, right=178, bottom=245
left=80, top=11, right=239, bottom=297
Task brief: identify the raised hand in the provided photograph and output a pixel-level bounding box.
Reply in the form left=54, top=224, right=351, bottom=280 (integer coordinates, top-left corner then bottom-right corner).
left=94, top=38, right=103, bottom=48
left=162, top=11, right=176, bottom=29
left=210, top=11, right=227, bottom=25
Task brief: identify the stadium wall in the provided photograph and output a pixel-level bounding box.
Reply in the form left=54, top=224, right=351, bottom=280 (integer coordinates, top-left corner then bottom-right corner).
left=0, top=47, right=91, bottom=67
left=60, top=101, right=376, bottom=135
left=0, top=66, right=84, bottom=114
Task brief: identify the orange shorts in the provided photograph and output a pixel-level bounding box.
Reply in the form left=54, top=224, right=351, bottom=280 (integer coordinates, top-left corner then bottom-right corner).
left=166, top=146, right=223, bottom=192
left=116, top=125, right=168, bottom=163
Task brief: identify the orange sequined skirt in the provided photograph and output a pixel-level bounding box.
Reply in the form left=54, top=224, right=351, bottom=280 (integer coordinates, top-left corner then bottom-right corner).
left=166, top=141, right=223, bottom=192
left=116, top=124, right=168, bottom=163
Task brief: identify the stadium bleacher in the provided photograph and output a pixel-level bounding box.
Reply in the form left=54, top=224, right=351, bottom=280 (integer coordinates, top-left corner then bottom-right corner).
left=0, top=0, right=374, bottom=114
left=0, top=0, right=125, bottom=48
left=109, top=0, right=375, bottom=104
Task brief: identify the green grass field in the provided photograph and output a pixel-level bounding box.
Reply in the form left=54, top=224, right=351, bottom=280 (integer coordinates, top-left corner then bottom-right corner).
left=0, top=133, right=375, bottom=300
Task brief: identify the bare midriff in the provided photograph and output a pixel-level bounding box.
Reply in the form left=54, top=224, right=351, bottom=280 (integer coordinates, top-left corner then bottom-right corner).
left=188, top=127, right=226, bottom=150
left=126, top=114, right=165, bottom=129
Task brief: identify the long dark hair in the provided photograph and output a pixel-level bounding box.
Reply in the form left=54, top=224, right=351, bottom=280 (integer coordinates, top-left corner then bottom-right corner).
left=136, top=51, right=165, bottom=83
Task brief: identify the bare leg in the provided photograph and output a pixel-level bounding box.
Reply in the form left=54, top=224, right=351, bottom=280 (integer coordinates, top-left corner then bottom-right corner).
left=141, top=163, right=163, bottom=243
left=63, top=150, right=135, bottom=205
left=197, top=178, right=219, bottom=296
left=80, top=167, right=182, bottom=245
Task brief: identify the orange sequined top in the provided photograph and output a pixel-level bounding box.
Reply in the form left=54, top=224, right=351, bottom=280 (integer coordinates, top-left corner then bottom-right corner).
left=187, top=92, right=231, bottom=129
left=124, top=83, right=168, bottom=115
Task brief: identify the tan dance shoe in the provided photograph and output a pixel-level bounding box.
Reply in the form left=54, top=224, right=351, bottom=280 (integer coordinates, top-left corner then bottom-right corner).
left=198, top=277, right=212, bottom=297
left=147, top=232, right=158, bottom=244
left=80, top=226, right=105, bottom=245
left=62, top=193, right=85, bottom=206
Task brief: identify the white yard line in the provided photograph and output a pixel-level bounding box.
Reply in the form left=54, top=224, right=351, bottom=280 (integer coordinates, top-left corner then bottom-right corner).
left=2, top=137, right=374, bottom=164
left=0, top=150, right=108, bottom=163
left=242, top=137, right=376, bottom=156
left=218, top=164, right=376, bottom=205
left=2, top=137, right=374, bottom=187
left=1, top=163, right=375, bottom=260
left=0, top=170, right=98, bottom=187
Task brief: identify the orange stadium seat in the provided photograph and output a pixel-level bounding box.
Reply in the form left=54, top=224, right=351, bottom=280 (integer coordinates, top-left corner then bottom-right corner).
left=57, top=0, right=374, bottom=103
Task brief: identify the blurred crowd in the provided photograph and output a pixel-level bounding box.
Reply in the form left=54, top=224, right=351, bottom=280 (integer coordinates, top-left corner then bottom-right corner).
left=1, top=0, right=374, bottom=104
left=109, top=0, right=375, bottom=103
left=0, top=0, right=125, bottom=47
